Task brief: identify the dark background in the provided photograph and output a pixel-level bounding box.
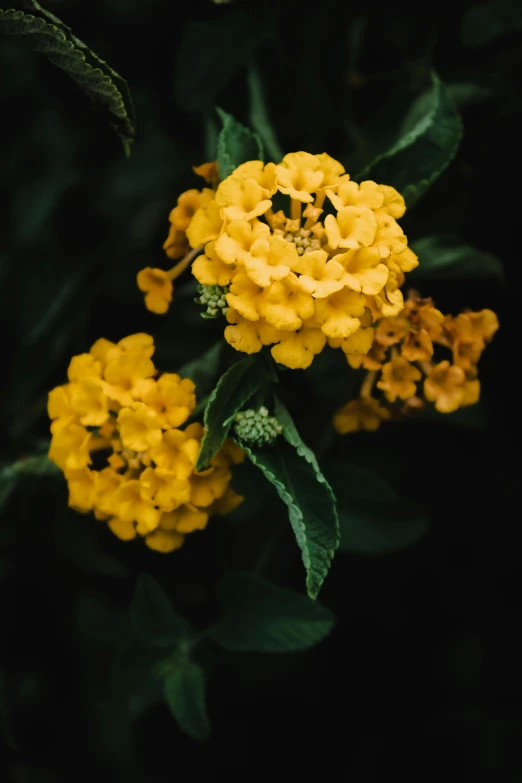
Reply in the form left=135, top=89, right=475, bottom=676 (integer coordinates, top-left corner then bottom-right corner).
left=1, top=0, right=521, bottom=779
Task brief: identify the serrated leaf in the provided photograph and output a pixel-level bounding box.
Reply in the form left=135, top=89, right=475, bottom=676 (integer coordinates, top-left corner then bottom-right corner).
left=164, top=659, right=210, bottom=741
left=216, top=108, right=264, bottom=180
left=0, top=6, right=135, bottom=148
left=174, top=6, right=273, bottom=113
left=196, top=356, right=263, bottom=470
left=130, top=575, right=192, bottom=648
left=411, top=235, right=504, bottom=280
left=240, top=400, right=339, bottom=599
left=357, top=72, right=462, bottom=208
left=327, top=463, right=429, bottom=556
left=208, top=571, right=334, bottom=652
left=247, top=63, right=283, bottom=163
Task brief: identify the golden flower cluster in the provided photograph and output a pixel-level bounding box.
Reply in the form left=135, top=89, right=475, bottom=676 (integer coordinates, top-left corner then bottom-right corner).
left=138, top=152, right=419, bottom=369
left=334, top=292, right=499, bottom=433
left=47, top=333, right=243, bottom=552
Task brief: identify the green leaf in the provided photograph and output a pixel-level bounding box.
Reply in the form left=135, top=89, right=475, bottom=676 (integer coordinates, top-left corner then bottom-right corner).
left=327, top=463, right=429, bottom=556
left=216, top=108, right=264, bottom=181
left=0, top=5, right=135, bottom=149
left=130, top=575, right=192, bottom=648
left=177, top=341, right=223, bottom=396
left=196, top=356, right=264, bottom=470
left=357, top=72, right=462, bottom=208
left=174, top=6, right=273, bottom=113
left=0, top=453, right=59, bottom=512
left=164, top=658, right=210, bottom=741
left=411, top=235, right=504, bottom=280
left=209, top=571, right=334, bottom=652
left=247, top=63, right=283, bottom=163
left=240, top=400, right=339, bottom=599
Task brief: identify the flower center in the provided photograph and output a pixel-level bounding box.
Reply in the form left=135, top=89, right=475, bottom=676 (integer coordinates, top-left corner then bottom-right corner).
left=283, top=227, right=322, bottom=256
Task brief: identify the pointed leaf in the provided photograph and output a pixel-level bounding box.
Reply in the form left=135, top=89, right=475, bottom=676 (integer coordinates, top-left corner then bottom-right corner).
left=130, top=575, right=192, bottom=648
left=196, top=356, right=264, bottom=470
left=209, top=571, right=334, bottom=652
left=327, top=463, right=429, bottom=556
left=164, top=659, right=210, bottom=741
left=358, top=72, right=462, bottom=208
left=411, top=235, right=504, bottom=280
left=0, top=453, right=59, bottom=512
left=0, top=6, right=135, bottom=148
left=216, top=108, right=263, bottom=180
left=240, top=400, right=339, bottom=599
left=247, top=63, right=283, bottom=162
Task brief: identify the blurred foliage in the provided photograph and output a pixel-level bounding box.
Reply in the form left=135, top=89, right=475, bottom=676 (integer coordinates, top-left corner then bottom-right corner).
left=1, top=0, right=521, bottom=779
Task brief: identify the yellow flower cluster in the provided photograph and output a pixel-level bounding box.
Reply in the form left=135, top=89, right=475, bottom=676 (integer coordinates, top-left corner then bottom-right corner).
left=47, top=333, right=243, bottom=552
left=141, top=152, right=419, bottom=369
left=334, top=292, right=499, bottom=433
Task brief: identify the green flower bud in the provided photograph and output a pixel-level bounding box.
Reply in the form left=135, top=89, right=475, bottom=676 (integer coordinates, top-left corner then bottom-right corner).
left=194, top=284, right=230, bottom=319
left=233, top=406, right=282, bottom=447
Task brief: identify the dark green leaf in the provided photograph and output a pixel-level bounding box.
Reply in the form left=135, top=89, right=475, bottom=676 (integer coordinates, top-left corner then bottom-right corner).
left=174, top=7, right=273, bottom=112
left=177, top=341, right=223, bottom=396
left=0, top=453, right=59, bottom=512
left=216, top=108, right=263, bottom=181
left=411, top=235, right=504, bottom=280
left=327, top=463, right=429, bottom=556
left=130, top=575, right=192, bottom=648
left=196, top=356, right=263, bottom=470
left=209, top=571, right=334, bottom=652
left=240, top=400, right=339, bottom=599
left=0, top=6, right=135, bottom=149
left=247, top=63, right=283, bottom=163
left=358, top=72, right=462, bottom=208
left=164, top=658, right=210, bottom=741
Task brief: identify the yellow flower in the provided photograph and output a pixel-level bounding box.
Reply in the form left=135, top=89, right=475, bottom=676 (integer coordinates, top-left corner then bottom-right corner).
left=137, top=268, right=173, bottom=315
left=379, top=185, right=406, bottom=218
left=160, top=503, right=209, bottom=533
left=169, top=188, right=214, bottom=232
left=333, top=397, right=391, bottom=433
left=192, top=161, right=220, bottom=188
left=186, top=200, right=223, bottom=248
left=69, top=378, right=109, bottom=427
left=67, top=353, right=101, bottom=382
left=374, top=316, right=408, bottom=347
left=296, top=250, right=345, bottom=298
left=214, top=218, right=270, bottom=265
left=103, top=353, right=156, bottom=407
left=95, top=467, right=124, bottom=518
left=389, top=246, right=419, bottom=273
left=145, top=528, right=185, bottom=553
left=48, top=385, right=75, bottom=425
left=192, top=241, right=235, bottom=286
left=189, top=465, right=232, bottom=507
left=163, top=226, right=189, bottom=261
left=137, top=373, right=195, bottom=429
left=210, top=487, right=244, bottom=516
left=401, top=328, right=434, bottom=362
left=324, top=206, right=377, bottom=250
left=377, top=357, right=422, bottom=402
left=423, top=361, right=467, bottom=413
left=263, top=274, right=315, bottom=331
left=314, top=289, right=366, bottom=339
left=347, top=341, right=387, bottom=371
left=368, top=268, right=404, bottom=318
left=448, top=309, right=499, bottom=344
left=140, top=467, right=191, bottom=512
left=108, top=517, right=137, bottom=541
left=113, top=479, right=162, bottom=532
left=271, top=326, right=326, bottom=369
left=117, top=403, right=162, bottom=452
left=335, top=246, right=389, bottom=295
left=326, top=180, right=384, bottom=211
left=149, top=427, right=200, bottom=477
left=228, top=161, right=277, bottom=192
left=226, top=271, right=267, bottom=322
left=244, top=235, right=299, bottom=287
left=216, top=176, right=273, bottom=222
left=275, top=152, right=324, bottom=202
left=66, top=468, right=97, bottom=513
left=314, top=153, right=345, bottom=190
left=224, top=308, right=280, bottom=354
left=373, top=212, right=407, bottom=258
left=49, top=423, right=92, bottom=472
left=338, top=326, right=374, bottom=357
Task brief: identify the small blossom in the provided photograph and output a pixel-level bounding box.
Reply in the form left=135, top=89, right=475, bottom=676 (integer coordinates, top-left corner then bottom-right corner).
left=423, top=360, right=468, bottom=413
left=117, top=403, right=162, bottom=452
left=186, top=200, right=223, bottom=248
left=324, top=206, right=377, bottom=250
left=275, top=152, right=324, bottom=202
left=137, top=268, right=173, bottom=315
left=314, top=289, right=366, bottom=339
left=271, top=326, right=326, bottom=369
left=333, top=397, right=391, bottom=433
left=377, top=357, right=422, bottom=402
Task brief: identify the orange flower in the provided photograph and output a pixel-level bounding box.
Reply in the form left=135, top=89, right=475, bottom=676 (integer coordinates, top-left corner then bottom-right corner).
left=333, top=397, right=391, bottom=433
left=377, top=357, right=422, bottom=402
